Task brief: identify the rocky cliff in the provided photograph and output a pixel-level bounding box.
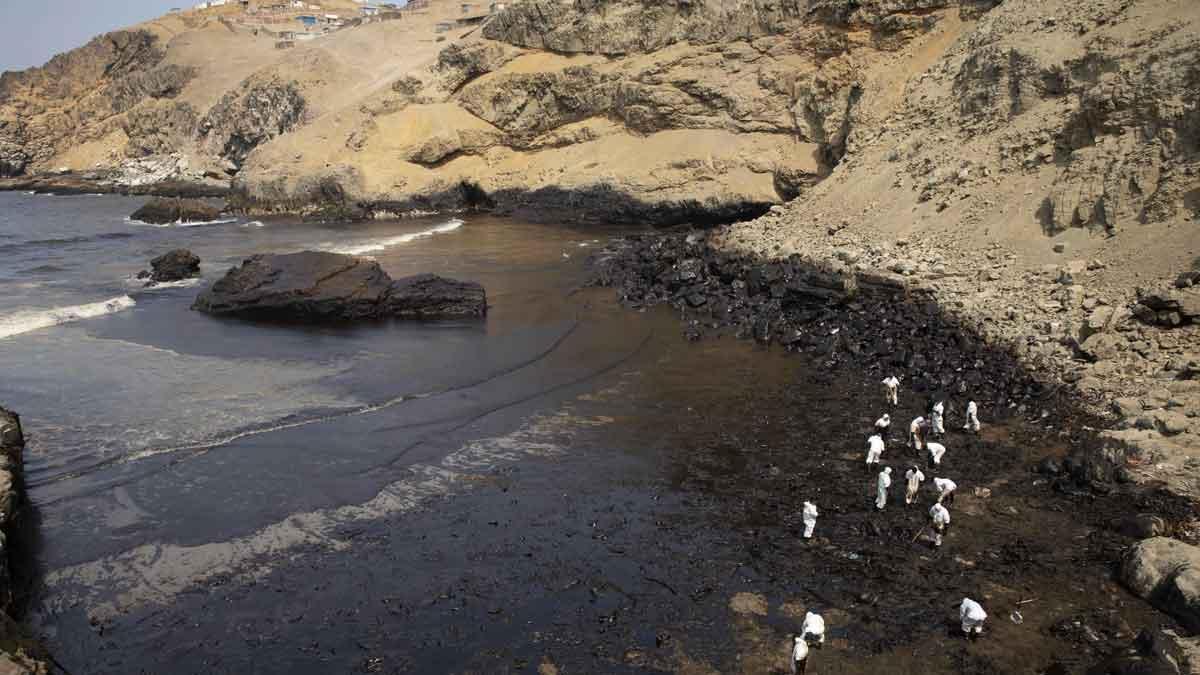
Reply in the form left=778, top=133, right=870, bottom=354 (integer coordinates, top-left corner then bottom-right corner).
left=0, top=0, right=1194, bottom=228
left=0, top=0, right=1000, bottom=222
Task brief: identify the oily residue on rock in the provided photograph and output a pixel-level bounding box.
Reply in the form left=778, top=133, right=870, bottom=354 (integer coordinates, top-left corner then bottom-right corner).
left=587, top=229, right=1199, bottom=670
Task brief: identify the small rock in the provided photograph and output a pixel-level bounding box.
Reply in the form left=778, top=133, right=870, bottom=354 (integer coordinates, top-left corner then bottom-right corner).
left=1114, top=514, right=1167, bottom=539
left=1035, top=456, right=1063, bottom=475
left=1054, top=243, right=1068, bottom=253
left=729, top=592, right=768, bottom=616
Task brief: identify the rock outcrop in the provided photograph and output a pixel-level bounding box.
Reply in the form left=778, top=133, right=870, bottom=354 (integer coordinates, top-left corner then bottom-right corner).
left=0, top=408, right=47, bottom=675
left=0, top=29, right=191, bottom=176
left=138, top=249, right=202, bottom=284
left=192, top=251, right=487, bottom=320
left=1123, top=537, right=1200, bottom=633
left=130, top=198, right=221, bottom=224
left=0, top=409, right=23, bottom=611
left=197, top=77, right=306, bottom=172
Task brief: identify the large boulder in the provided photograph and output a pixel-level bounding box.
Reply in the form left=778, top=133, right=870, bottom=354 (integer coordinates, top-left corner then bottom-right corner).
left=138, top=248, right=201, bottom=284
left=131, top=198, right=220, bottom=224
left=1123, top=537, right=1200, bottom=632
left=1135, top=289, right=1200, bottom=327
left=192, top=251, right=487, bottom=321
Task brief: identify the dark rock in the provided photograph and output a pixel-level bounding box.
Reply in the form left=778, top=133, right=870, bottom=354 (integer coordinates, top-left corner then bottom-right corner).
left=1035, top=455, right=1063, bottom=476
left=0, top=406, right=25, bottom=612
left=1113, top=514, right=1167, bottom=539
left=1135, top=289, right=1200, bottom=326
left=143, top=249, right=201, bottom=283
left=192, top=251, right=487, bottom=321
left=131, top=197, right=220, bottom=224
left=197, top=78, right=306, bottom=169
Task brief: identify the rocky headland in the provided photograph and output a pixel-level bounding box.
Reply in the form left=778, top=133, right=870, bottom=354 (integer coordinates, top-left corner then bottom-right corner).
left=192, top=250, right=487, bottom=320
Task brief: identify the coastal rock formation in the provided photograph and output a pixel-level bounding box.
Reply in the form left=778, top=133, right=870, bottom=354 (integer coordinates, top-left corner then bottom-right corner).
left=138, top=249, right=202, bottom=284
left=192, top=251, right=487, bottom=320
left=196, top=77, right=306, bottom=172
left=0, top=29, right=192, bottom=177
left=1123, top=537, right=1200, bottom=633
left=130, top=198, right=220, bottom=224
left=0, top=408, right=22, bottom=611
left=0, top=407, right=46, bottom=675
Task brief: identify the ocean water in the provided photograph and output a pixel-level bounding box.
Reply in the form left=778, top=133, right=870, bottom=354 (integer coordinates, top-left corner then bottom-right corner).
left=0, top=192, right=660, bottom=590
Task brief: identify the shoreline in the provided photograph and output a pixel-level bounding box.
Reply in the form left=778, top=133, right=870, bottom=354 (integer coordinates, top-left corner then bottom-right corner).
left=589, top=225, right=1200, bottom=667
left=1, top=173, right=775, bottom=227
left=0, top=175, right=230, bottom=200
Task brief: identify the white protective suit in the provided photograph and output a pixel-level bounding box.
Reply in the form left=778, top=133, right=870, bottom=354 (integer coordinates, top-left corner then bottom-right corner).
left=791, top=637, right=809, bottom=674
left=930, top=502, right=951, bottom=547
left=802, top=611, right=826, bottom=645
left=927, top=442, right=947, bottom=466
left=934, top=477, right=957, bottom=504
left=802, top=501, right=819, bottom=539
left=909, top=416, right=926, bottom=450
left=931, top=401, right=946, bottom=435
left=875, top=414, right=891, bottom=434
left=964, top=400, right=981, bottom=433
left=866, top=434, right=885, bottom=469
left=960, top=598, right=987, bottom=635
left=930, top=503, right=950, bottom=529
left=882, top=376, right=900, bottom=405
left=905, top=467, right=925, bottom=504
left=876, top=467, right=892, bottom=510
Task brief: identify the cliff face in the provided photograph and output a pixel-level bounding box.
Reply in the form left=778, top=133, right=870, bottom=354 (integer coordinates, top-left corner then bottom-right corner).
left=0, top=0, right=1193, bottom=229
left=232, top=0, right=993, bottom=221
left=0, top=30, right=193, bottom=177
left=0, top=0, right=989, bottom=222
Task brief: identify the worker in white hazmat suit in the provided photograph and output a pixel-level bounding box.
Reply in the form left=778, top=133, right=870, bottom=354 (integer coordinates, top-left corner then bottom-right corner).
left=963, top=399, right=981, bottom=433
left=931, top=400, right=946, bottom=436
left=866, top=434, right=885, bottom=472
left=908, top=416, right=926, bottom=451
left=933, top=477, right=957, bottom=506
left=960, top=598, right=987, bottom=637
left=802, top=501, right=819, bottom=539
left=927, top=441, right=947, bottom=467
left=802, top=611, right=825, bottom=645
left=929, top=502, right=951, bottom=547
left=875, top=467, right=892, bottom=510
left=905, top=466, right=925, bottom=504
left=791, top=636, right=809, bottom=673
left=882, top=375, right=900, bottom=406
left=875, top=413, right=891, bottom=436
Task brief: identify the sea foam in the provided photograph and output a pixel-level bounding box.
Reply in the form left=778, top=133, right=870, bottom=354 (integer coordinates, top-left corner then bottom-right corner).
left=324, top=219, right=464, bottom=256
left=0, top=296, right=136, bottom=339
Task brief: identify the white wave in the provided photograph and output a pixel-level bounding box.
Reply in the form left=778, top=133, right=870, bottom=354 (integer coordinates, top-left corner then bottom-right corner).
left=0, top=296, right=136, bottom=340
left=177, top=218, right=238, bottom=228
left=124, top=217, right=239, bottom=228
left=124, top=217, right=169, bottom=228
left=323, top=218, right=464, bottom=256
left=127, top=277, right=204, bottom=291
left=241, top=220, right=266, bottom=228
left=41, top=408, right=613, bottom=622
